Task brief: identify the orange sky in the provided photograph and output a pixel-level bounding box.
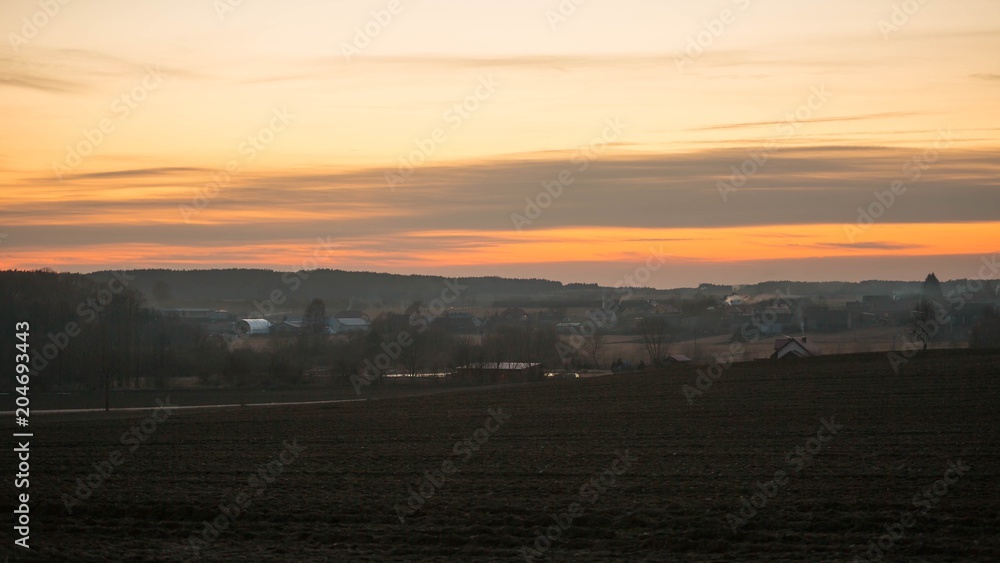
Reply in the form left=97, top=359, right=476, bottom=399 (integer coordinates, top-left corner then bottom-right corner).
left=1, top=0, right=999, bottom=287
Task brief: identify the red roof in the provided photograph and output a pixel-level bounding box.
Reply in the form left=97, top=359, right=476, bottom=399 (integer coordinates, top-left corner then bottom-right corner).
left=773, top=336, right=821, bottom=357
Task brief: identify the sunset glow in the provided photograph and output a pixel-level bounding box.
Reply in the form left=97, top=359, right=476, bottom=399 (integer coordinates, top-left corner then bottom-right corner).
left=2, top=0, right=999, bottom=286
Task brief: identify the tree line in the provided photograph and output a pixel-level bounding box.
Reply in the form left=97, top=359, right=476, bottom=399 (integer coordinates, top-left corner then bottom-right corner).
left=3, top=270, right=997, bottom=393
left=0, top=271, right=595, bottom=392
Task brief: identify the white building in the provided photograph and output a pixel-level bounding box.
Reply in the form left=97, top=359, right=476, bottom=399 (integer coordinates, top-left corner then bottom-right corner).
left=327, top=317, right=370, bottom=334
left=235, top=319, right=271, bottom=336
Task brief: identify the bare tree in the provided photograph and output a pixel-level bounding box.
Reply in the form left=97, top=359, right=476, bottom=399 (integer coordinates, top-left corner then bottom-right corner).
left=400, top=301, right=426, bottom=377
left=582, top=330, right=607, bottom=369
left=637, top=317, right=671, bottom=368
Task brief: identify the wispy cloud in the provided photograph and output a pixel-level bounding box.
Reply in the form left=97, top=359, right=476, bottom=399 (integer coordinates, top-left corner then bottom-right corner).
left=56, top=167, right=209, bottom=180
left=686, top=112, right=926, bottom=132
left=6, top=146, right=1000, bottom=240
left=813, top=242, right=920, bottom=251
left=0, top=48, right=197, bottom=93
left=235, top=53, right=670, bottom=85
left=0, top=57, right=89, bottom=93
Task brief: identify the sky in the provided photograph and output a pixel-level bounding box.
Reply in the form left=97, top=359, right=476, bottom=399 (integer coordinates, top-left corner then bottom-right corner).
left=1, top=0, right=998, bottom=288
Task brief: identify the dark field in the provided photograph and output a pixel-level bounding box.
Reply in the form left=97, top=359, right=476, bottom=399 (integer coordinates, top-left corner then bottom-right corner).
left=5, top=349, right=1000, bottom=562
left=14, top=382, right=482, bottom=412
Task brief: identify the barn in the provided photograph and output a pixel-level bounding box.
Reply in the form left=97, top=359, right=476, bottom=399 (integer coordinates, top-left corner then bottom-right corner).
left=235, top=319, right=271, bottom=336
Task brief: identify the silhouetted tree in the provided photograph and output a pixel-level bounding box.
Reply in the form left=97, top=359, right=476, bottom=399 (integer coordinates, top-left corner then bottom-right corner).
left=907, top=273, right=949, bottom=349
left=303, top=298, right=328, bottom=335
left=151, top=280, right=173, bottom=304
left=971, top=309, right=1000, bottom=348
left=922, top=273, right=944, bottom=302
left=582, top=330, right=607, bottom=369
left=638, top=317, right=671, bottom=368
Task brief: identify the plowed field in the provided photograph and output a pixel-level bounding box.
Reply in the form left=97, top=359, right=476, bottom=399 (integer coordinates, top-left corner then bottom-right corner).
left=5, top=349, right=999, bottom=561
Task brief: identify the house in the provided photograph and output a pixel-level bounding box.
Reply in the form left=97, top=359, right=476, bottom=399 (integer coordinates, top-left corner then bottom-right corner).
left=723, top=304, right=754, bottom=318
left=272, top=319, right=306, bottom=335
left=235, top=319, right=271, bottom=336
left=441, top=311, right=481, bottom=333
left=804, top=307, right=852, bottom=331
left=585, top=308, right=618, bottom=327
left=453, top=362, right=543, bottom=385
left=862, top=295, right=894, bottom=313
left=334, top=309, right=371, bottom=323
left=327, top=317, right=370, bottom=334
left=498, top=307, right=529, bottom=321
left=771, top=336, right=821, bottom=360
left=623, top=299, right=656, bottom=313
left=654, top=303, right=681, bottom=315
left=845, top=300, right=866, bottom=316
left=666, top=354, right=692, bottom=364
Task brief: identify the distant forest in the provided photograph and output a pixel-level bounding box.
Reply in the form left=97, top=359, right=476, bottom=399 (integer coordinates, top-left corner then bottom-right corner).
left=3, top=269, right=997, bottom=393
left=1, top=269, right=575, bottom=392
left=80, top=268, right=982, bottom=311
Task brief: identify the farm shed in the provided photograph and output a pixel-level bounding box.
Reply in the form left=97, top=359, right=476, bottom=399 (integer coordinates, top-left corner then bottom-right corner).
left=327, top=317, right=370, bottom=334
left=235, top=318, right=271, bottom=336
left=272, top=319, right=306, bottom=335
left=334, top=309, right=371, bottom=323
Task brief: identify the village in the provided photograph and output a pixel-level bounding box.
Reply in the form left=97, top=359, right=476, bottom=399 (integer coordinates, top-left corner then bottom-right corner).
left=154, top=277, right=1000, bottom=389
